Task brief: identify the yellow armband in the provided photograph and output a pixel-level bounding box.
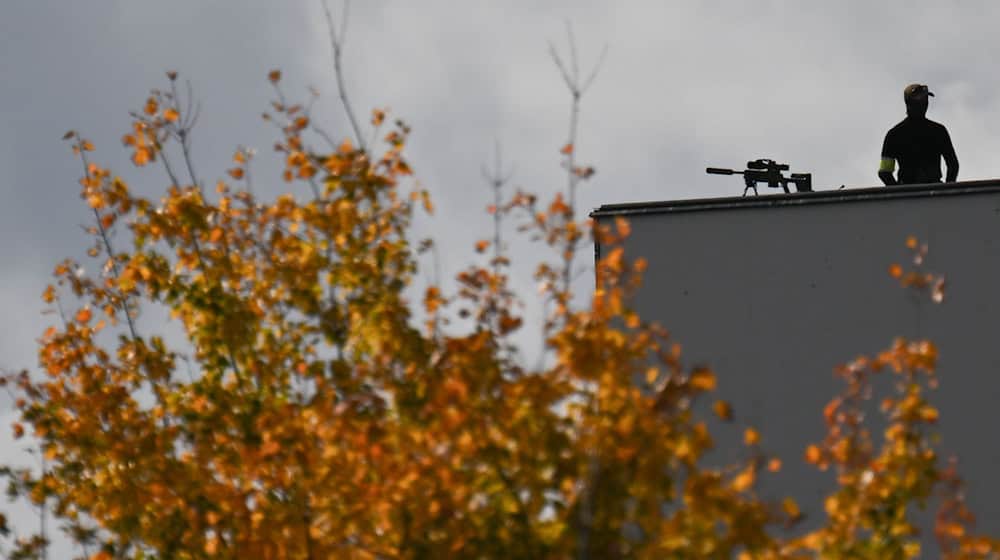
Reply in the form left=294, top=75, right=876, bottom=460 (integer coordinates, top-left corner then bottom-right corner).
left=879, top=157, right=896, bottom=173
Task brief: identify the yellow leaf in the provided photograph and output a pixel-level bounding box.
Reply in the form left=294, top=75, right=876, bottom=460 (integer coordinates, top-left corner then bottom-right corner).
left=744, top=427, right=760, bottom=446
left=645, top=367, right=659, bottom=384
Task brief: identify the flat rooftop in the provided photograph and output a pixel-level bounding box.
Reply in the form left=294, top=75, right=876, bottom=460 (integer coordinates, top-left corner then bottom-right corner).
left=591, top=179, right=1000, bottom=218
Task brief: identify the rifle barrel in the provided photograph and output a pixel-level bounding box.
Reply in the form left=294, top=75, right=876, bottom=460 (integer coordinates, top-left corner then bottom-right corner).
left=706, top=167, right=741, bottom=175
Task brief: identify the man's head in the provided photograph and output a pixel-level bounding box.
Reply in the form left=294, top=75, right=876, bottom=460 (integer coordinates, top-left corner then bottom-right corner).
left=904, top=83, right=934, bottom=117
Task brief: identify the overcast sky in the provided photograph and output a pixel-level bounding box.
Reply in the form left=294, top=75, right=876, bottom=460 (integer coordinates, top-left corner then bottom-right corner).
left=3, top=0, right=1000, bottom=546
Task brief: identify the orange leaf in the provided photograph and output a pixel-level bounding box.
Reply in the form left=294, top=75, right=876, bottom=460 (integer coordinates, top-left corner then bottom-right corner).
left=805, top=444, right=822, bottom=464
left=81, top=140, right=95, bottom=152
left=615, top=216, right=631, bottom=238
left=560, top=143, right=574, bottom=155
left=260, top=440, right=280, bottom=458
left=689, top=368, right=716, bottom=391
left=919, top=405, right=939, bottom=423
left=744, top=427, right=760, bottom=446
left=713, top=400, right=733, bottom=421
left=75, top=307, right=93, bottom=324
left=624, top=312, right=640, bottom=329
left=731, top=465, right=755, bottom=492
left=782, top=497, right=801, bottom=520
left=133, top=148, right=150, bottom=166
left=228, top=167, right=245, bottom=180
left=767, top=458, right=782, bottom=472
left=163, top=108, right=179, bottom=122
left=144, top=97, right=158, bottom=116
left=906, top=235, right=918, bottom=249
left=268, top=69, right=281, bottom=83
left=298, top=164, right=316, bottom=179
left=889, top=263, right=903, bottom=278
left=475, top=240, right=490, bottom=253
left=338, top=138, right=354, bottom=153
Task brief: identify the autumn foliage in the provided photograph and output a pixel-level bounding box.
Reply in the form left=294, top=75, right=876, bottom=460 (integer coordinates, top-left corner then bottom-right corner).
left=2, top=69, right=1000, bottom=559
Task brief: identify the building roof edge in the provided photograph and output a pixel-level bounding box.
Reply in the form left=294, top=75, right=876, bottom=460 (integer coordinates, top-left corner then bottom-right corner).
left=590, top=180, right=1000, bottom=218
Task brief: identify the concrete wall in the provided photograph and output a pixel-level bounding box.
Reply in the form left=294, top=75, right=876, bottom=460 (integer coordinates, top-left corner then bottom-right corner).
left=593, top=182, right=1000, bottom=542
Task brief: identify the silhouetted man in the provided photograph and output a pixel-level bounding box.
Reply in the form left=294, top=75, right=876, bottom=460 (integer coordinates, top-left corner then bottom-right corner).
left=879, top=84, right=958, bottom=186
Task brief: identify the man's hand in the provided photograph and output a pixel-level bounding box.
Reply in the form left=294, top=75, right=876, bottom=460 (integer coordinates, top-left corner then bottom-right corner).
left=878, top=157, right=897, bottom=186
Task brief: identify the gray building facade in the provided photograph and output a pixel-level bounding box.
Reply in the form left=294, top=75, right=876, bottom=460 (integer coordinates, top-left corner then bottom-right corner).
left=592, top=181, right=1000, bottom=542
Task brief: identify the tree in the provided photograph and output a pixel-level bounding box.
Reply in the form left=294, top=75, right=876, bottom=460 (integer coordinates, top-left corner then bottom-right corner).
left=2, top=18, right=1000, bottom=560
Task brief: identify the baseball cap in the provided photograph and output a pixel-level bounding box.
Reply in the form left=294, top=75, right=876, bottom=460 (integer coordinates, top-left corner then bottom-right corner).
left=904, top=83, right=935, bottom=103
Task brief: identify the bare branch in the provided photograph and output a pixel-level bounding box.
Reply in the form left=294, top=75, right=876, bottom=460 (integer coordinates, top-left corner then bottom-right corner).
left=321, top=0, right=366, bottom=151
left=548, top=42, right=576, bottom=93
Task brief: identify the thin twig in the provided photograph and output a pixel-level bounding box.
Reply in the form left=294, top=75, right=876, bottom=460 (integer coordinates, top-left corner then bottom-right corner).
left=548, top=23, right=606, bottom=298
left=480, top=139, right=515, bottom=278
left=79, top=146, right=140, bottom=341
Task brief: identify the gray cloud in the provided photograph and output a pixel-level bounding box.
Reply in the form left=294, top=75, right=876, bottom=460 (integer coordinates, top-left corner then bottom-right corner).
left=4, top=0, right=1000, bottom=387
